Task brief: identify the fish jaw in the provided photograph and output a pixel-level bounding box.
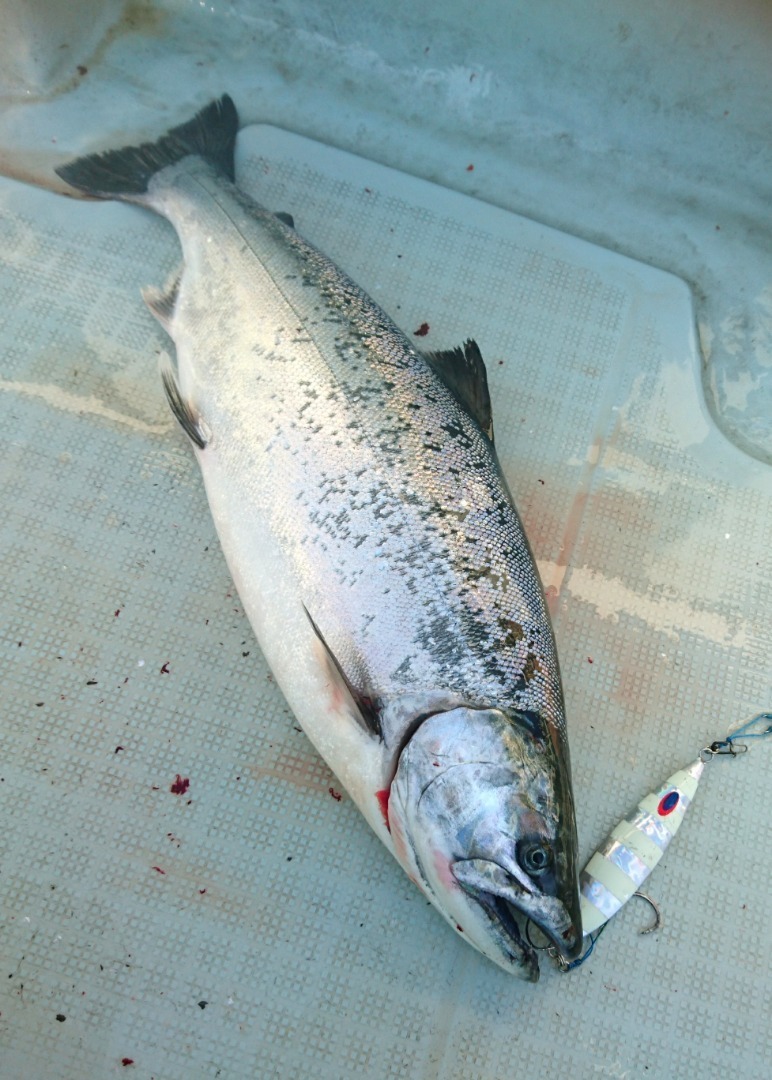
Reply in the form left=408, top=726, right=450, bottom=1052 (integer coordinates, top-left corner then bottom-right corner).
left=388, top=707, right=581, bottom=978
left=452, top=859, right=581, bottom=963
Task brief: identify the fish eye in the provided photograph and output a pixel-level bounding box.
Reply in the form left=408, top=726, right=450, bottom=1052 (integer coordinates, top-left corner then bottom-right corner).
left=518, top=839, right=553, bottom=876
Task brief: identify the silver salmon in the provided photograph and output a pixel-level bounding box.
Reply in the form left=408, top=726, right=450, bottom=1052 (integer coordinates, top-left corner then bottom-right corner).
left=56, top=95, right=581, bottom=979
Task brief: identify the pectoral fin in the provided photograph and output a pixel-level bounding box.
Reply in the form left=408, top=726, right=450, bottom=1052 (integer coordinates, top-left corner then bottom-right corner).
left=303, top=605, right=382, bottom=738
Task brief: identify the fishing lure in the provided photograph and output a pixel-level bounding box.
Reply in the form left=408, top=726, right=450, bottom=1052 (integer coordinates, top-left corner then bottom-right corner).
left=535, top=712, right=772, bottom=971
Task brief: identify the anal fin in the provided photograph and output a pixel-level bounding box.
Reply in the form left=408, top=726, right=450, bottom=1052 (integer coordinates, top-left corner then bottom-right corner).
left=159, top=354, right=207, bottom=450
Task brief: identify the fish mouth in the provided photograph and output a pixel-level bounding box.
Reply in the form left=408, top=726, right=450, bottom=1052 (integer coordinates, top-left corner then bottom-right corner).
left=452, top=858, right=581, bottom=978
left=472, top=889, right=540, bottom=980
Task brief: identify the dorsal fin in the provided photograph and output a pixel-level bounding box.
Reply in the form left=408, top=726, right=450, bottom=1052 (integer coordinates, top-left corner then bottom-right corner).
left=423, top=338, right=494, bottom=441
left=274, top=211, right=295, bottom=228
left=303, top=606, right=382, bottom=738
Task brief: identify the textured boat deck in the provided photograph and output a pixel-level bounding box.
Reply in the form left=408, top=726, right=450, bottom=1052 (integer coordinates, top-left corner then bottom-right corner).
left=1, top=2, right=771, bottom=1073
left=1, top=122, right=769, bottom=1079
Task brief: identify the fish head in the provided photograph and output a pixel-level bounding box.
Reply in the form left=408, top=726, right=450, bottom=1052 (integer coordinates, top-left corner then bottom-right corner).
left=388, top=706, right=581, bottom=980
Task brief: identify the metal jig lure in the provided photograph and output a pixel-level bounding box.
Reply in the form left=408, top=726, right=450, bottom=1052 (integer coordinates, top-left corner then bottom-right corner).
left=542, top=712, right=771, bottom=972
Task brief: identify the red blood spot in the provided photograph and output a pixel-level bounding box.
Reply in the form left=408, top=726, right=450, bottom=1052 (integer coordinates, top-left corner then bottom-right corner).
left=199, top=889, right=207, bottom=895
left=537, top=478, right=545, bottom=485
left=456, top=924, right=464, bottom=933
left=121, top=1060, right=134, bottom=1067
left=413, top=322, right=430, bottom=337
left=466, top=163, right=474, bottom=172
left=151, top=866, right=166, bottom=875
left=115, top=746, right=124, bottom=754
left=170, top=775, right=190, bottom=795
left=114, top=609, right=121, bottom=617
left=160, top=661, right=170, bottom=674
left=375, top=788, right=391, bottom=831
left=328, top=786, right=342, bottom=802
left=587, top=656, right=594, bottom=664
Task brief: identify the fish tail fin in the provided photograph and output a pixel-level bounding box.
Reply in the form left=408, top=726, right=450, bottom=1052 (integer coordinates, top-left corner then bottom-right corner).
left=55, top=94, right=239, bottom=199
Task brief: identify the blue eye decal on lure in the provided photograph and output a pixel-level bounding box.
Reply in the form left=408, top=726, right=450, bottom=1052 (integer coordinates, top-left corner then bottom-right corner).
left=657, top=790, right=680, bottom=816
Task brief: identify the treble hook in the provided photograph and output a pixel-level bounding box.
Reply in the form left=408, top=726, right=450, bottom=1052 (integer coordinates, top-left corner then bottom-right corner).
left=633, top=891, right=662, bottom=935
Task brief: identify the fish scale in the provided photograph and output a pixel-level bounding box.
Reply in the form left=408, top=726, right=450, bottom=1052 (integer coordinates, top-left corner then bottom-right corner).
left=165, top=163, right=558, bottom=728
left=56, top=94, right=581, bottom=979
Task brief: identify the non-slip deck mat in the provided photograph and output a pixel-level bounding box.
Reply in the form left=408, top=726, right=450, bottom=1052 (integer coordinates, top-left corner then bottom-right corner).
left=1, top=126, right=769, bottom=1079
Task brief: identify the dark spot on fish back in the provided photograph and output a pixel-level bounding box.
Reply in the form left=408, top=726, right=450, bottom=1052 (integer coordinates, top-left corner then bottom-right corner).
left=499, top=617, right=525, bottom=648
left=522, top=652, right=541, bottom=683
